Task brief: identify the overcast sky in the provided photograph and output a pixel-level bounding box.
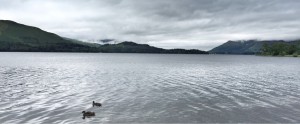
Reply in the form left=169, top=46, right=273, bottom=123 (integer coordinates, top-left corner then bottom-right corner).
left=1, top=0, right=300, bottom=50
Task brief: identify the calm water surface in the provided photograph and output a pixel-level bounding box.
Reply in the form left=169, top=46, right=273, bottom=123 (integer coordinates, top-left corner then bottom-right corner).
left=0, top=52, right=300, bottom=123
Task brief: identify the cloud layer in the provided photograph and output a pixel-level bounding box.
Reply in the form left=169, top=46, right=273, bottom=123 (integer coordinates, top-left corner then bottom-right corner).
left=1, top=0, right=300, bottom=50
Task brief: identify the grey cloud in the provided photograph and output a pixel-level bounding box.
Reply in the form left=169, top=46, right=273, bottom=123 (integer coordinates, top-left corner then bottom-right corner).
left=0, top=0, right=300, bottom=50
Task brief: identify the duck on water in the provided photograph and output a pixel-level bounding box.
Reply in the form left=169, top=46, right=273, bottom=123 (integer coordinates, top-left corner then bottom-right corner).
left=93, top=101, right=102, bottom=107
left=82, top=101, right=102, bottom=119
left=82, top=111, right=95, bottom=119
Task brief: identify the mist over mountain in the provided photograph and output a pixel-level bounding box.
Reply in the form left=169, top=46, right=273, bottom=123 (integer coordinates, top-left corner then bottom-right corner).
left=0, top=20, right=208, bottom=54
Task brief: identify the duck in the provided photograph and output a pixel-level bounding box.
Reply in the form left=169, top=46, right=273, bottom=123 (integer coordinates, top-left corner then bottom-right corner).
left=93, top=101, right=102, bottom=107
left=82, top=111, right=95, bottom=116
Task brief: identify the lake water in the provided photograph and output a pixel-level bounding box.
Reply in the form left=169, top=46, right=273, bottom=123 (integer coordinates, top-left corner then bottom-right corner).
left=0, top=52, right=300, bottom=123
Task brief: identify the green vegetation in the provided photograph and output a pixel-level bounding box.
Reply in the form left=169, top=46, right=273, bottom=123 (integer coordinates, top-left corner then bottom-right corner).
left=0, top=20, right=99, bottom=52
left=261, top=41, right=300, bottom=56
left=0, top=20, right=208, bottom=54
left=209, top=40, right=267, bottom=54
left=209, top=40, right=300, bottom=57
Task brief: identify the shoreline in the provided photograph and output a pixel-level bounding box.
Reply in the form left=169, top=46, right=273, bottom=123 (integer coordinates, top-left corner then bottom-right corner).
left=257, top=54, right=299, bottom=58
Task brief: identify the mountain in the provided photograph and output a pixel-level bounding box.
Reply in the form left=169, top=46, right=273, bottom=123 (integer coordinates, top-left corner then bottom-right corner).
left=261, top=40, right=300, bottom=56
left=0, top=20, right=208, bottom=54
left=0, top=20, right=98, bottom=52
left=98, top=41, right=208, bottom=54
left=209, top=40, right=283, bottom=54
left=209, top=40, right=300, bottom=55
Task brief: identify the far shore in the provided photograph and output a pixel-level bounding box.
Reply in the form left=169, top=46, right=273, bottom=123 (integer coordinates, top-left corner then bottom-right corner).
left=257, top=54, right=299, bottom=58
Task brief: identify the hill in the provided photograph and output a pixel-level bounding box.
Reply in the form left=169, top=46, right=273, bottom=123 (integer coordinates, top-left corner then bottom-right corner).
left=98, top=41, right=208, bottom=54
left=0, top=20, right=98, bottom=52
left=0, top=20, right=208, bottom=54
left=209, top=40, right=300, bottom=56
left=210, top=40, right=283, bottom=54
left=261, top=40, right=300, bottom=56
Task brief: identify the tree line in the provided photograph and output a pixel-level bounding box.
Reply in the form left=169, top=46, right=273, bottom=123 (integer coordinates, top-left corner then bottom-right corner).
left=261, top=41, right=300, bottom=57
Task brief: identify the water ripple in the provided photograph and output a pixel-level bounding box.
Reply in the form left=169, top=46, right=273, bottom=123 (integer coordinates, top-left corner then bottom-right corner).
left=1, top=53, right=300, bottom=123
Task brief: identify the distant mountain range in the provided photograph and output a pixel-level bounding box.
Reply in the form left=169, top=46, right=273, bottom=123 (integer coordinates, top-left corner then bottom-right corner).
left=1, top=20, right=299, bottom=55
left=209, top=40, right=300, bottom=55
left=0, top=20, right=208, bottom=54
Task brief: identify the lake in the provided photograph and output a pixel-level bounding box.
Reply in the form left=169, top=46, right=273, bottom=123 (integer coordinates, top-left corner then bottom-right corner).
left=0, top=52, right=300, bottom=123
